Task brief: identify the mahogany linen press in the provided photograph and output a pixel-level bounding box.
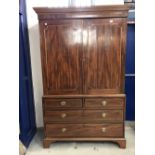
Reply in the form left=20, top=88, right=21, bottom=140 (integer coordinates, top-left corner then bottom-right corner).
left=34, top=5, right=130, bottom=148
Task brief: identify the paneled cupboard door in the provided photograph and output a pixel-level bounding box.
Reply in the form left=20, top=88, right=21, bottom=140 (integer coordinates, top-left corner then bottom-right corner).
left=40, top=18, right=127, bottom=95
left=83, top=19, right=127, bottom=94
left=40, top=20, right=83, bottom=95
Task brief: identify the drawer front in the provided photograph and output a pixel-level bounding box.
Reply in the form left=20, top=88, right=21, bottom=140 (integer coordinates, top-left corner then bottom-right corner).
left=85, top=98, right=124, bottom=109
left=83, top=110, right=124, bottom=122
left=44, top=110, right=123, bottom=123
left=44, top=99, right=82, bottom=109
left=46, top=124, right=123, bottom=138
left=44, top=110, right=82, bottom=123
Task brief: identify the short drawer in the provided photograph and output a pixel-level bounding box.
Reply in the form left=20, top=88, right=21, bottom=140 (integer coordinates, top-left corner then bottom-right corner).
left=85, top=98, right=124, bottom=109
left=44, top=110, right=82, bottom=123
left=83, top=110, right=124, bottom=122
left=46, top=124, right=123, bottom=138
left=44, top=98, right=82, bottom=109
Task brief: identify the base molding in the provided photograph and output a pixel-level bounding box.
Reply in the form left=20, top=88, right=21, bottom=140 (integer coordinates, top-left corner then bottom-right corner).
left=43, top=137, right=126, bottom=149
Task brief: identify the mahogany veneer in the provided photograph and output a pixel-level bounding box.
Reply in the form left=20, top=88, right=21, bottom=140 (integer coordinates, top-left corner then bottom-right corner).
left=34, top=5, right=130, bottom=149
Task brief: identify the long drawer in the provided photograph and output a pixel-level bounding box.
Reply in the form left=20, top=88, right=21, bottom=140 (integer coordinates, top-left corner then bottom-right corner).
left=44, top=98, right=82, bottom=110
left=44, top=110, right=124, bottom=123
left=45, top=124, right=124, bottom=138
left=85, top=98, right=124, bottom=109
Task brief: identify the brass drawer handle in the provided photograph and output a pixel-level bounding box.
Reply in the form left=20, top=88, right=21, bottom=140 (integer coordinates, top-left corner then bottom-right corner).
left=101, top=100, right=107, bottom=106
left=60, top=101, right=66, bottom=106
left=61, top=128, right=67, bottom=133
left=61, top=113, right=67, bottom=118
left=102, top=113, right=106, bottom=118
left=110, top=19, right=113, bottom=23
left=102, top=127, right=106, bottom=133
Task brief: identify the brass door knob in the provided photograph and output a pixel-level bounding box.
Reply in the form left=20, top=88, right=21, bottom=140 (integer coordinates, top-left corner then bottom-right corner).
left=102, top=113, right=106, bottom=118
left=60, top=101, right=66, bottom=106
left=61, top=113, right=67, bottom=118
left=101, top=100, right=107, bottom=106
left=61, top=128, right=67, bottom=133
left=102, top=127, right=106, bottom=133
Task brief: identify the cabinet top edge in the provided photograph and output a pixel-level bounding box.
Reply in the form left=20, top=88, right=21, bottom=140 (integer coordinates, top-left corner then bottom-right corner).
left=43, top=94, right=126, bottom=99
left=33, top=5, right=130, bottom=14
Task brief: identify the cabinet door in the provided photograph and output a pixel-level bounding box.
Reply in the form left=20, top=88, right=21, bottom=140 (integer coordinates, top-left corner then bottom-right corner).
left=19, top=0, right=36, bottom=146
left=40, top=20, right=83, bottom=95
left=83, top=19, right=127, bottom=94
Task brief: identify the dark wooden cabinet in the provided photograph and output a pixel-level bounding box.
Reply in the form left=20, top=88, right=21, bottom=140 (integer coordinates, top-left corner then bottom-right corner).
left=34, top=5, right=130, bottom=149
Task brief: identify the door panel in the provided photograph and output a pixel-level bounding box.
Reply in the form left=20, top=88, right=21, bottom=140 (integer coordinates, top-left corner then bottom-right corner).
left=125, top=76, right=135, bottom=120
left=126, top=24, right=135, bottom=74
left=42, top=20, right=83, bottom=95
left=84, top=19, right=126, bottom=94
left=19, top=0, right=36, bottom=147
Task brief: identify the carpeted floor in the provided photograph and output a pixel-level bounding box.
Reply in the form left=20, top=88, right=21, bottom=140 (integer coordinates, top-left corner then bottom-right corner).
left=26, top=122, right=135, bottom=155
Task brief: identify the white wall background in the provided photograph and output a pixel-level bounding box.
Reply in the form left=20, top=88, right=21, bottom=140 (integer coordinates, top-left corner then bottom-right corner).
left=26, top=0, right=124, bottom=128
